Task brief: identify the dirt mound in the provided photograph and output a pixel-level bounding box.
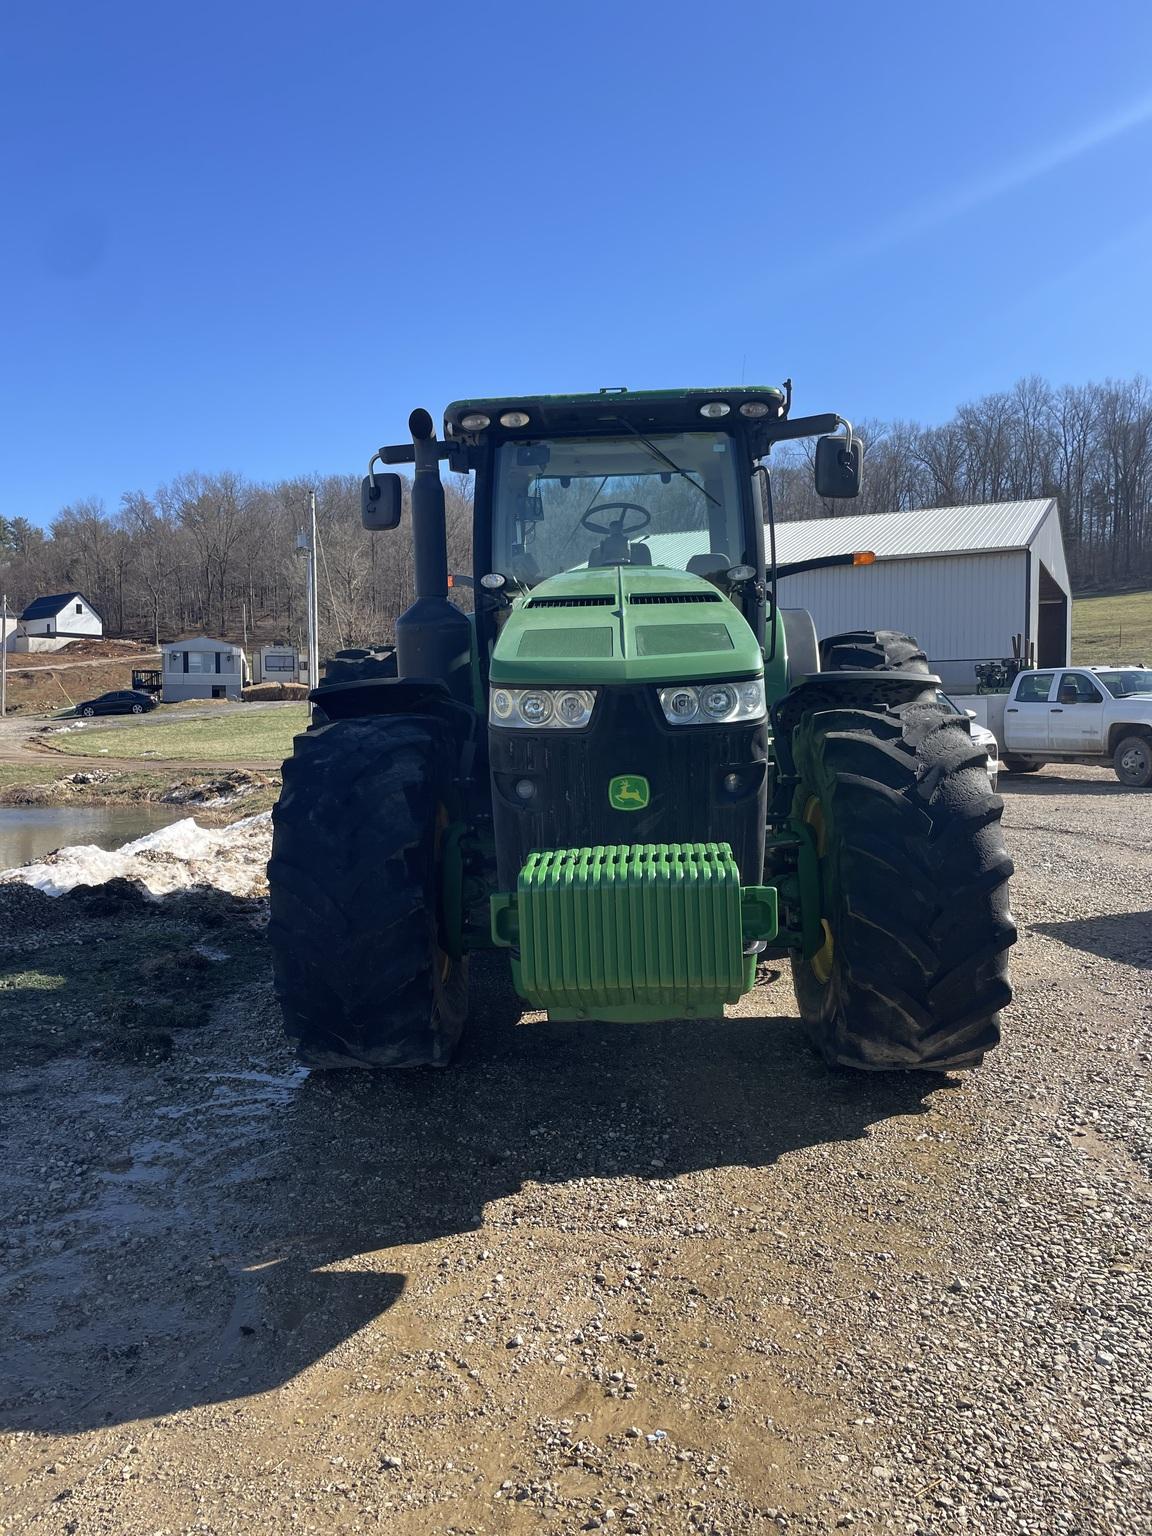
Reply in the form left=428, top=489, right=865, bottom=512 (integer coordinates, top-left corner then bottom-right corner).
left=161, top=769, right=276, bottom=808
left=56, top=637, right=153, bottom=659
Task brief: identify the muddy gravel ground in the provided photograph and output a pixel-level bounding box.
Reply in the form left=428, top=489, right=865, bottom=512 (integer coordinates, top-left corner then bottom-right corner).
left=1, top=766, right=1150, bottom=1536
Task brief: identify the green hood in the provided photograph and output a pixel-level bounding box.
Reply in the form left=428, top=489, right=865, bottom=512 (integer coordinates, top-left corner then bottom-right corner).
left=489, top=565, right=762, bottom=686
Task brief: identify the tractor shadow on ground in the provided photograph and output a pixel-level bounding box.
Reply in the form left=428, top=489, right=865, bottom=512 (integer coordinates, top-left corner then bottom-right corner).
left=1031, top=911, right=1152, bottom=968
left=3, top=954, right=953, bottom=1435
left=998, top=770, right=1126, bottom=797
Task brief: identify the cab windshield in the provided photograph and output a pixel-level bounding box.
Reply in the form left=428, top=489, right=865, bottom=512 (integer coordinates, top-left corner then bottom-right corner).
left=491, top=432, right=747, bottom=586
left=1094, top=668, right=1152, bottom=698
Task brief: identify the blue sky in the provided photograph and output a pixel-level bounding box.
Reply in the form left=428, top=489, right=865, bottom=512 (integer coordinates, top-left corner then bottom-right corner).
left=3, top=0, right=1151, bottom=526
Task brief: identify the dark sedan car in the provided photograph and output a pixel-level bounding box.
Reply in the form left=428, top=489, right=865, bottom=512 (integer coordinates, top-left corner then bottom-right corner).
left=76, top=689, right=158, bottom=717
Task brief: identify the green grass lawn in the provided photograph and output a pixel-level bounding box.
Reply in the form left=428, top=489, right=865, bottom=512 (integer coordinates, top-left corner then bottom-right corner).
left=50, top=704, right=309, bottom=762
left=1073, top=590, right=1152, bottom=665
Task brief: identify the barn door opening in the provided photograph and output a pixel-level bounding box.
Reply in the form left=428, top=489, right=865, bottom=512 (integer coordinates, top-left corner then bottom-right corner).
left=1036, top=562, right=1068, bottom=668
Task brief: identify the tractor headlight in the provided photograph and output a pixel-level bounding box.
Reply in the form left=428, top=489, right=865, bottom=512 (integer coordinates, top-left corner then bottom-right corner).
left=658, top=677, right=766, bottom=726
left=489, top=686, right=598, bottom=729
left=518, top=691, right=553, bottom=725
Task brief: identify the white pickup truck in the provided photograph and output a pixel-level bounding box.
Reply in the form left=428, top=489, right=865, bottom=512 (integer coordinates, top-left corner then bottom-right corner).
left=954, top=666, right=1152, bottom=787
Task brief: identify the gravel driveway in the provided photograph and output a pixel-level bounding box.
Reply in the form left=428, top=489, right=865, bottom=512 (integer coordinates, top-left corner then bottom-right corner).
left=1, top=765, right=1149, bottom=1535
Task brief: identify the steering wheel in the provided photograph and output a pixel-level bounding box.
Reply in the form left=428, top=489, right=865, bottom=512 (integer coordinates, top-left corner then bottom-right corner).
left=580, top=502, right=652, bottom=537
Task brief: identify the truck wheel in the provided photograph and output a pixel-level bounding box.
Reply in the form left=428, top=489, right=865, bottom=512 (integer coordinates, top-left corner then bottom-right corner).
left=1001, top=755, right=1044, bottom=774
left=790, top=697, right=1015, bottom=1072
left=1113, top=734, right=1152, bottom=788
left=268, top=714, right=468, bottom=1068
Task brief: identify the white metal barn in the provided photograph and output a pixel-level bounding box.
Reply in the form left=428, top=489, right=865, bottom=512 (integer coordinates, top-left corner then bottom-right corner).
left=774, top=499, right=1071, bottom=691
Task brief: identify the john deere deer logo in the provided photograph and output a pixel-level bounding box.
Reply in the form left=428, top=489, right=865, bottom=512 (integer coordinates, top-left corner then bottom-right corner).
left=608, top=774, right=650, bottom=811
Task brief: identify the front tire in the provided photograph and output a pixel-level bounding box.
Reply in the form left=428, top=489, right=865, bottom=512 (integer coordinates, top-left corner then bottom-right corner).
left=268, top=714, right=469, bottom=1068
left=1113, top=734, right=1152, bottom=788
left=789, top=697, right=1016, bottom=1072
left=1002, top=755, right=1044, bottom=774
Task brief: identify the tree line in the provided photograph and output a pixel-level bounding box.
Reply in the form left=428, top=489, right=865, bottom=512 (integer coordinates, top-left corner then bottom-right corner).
left=0, top=473, right=475, bottom=657
left=2, top=374, right=1149, bottom=657
left=773, top=374, right=1152, bottom=587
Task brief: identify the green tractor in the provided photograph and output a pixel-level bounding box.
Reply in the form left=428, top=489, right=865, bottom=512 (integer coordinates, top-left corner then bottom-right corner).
left=268, top=385, right=1015, bottom=1072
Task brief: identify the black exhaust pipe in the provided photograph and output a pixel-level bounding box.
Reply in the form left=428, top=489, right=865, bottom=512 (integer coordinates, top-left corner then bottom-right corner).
left=394, top=409, right=473, bottom=700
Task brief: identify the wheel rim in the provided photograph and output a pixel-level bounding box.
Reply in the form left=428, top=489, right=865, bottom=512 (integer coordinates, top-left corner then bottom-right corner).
left=1120, top=743, right=1149, bottom=778
left=802, top=796, right=836, bottom=983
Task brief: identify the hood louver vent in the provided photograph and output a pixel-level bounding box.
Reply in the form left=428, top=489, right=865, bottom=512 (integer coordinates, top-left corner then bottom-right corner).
left=528, top=595, right=614, bottom=608
left=629, top=591, right=723, bottom=605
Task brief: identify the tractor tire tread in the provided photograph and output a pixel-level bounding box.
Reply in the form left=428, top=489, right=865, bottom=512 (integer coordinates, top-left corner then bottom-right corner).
left=789, top=693, right=1015, bottom=1071
left=818, top=630, right=933, bottom=675
left=267, top=714, right=468, bottom=1068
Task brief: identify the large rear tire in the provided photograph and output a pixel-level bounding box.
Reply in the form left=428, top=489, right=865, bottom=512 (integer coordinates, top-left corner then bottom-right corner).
left=268, top=714, right=468, bottom=1068
left=818, top=629, right=931, bottom=675
left=319, top=645, right=398, bottom=688
left=789, top=696, right=1015, bottom=1071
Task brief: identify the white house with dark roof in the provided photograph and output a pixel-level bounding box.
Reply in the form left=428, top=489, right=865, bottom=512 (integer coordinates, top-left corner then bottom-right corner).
left=17, top=591, right=103, bottom=649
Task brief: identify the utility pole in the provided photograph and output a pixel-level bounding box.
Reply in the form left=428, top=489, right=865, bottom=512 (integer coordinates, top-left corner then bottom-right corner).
left=309, top=490, right=320, bottom=696
left=1, top=593, right=8, bottom=720
left=296, top=493, right=321, bottom=718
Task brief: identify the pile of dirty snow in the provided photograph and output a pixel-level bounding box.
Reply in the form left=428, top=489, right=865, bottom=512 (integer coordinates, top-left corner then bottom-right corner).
left=0, top=812, right=273, bottom=898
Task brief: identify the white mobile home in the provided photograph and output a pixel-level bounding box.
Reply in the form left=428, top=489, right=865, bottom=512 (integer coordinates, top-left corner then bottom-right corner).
left=773, top=499, right=1071, bottom=692
left=162, top=637, right=248, bottom=701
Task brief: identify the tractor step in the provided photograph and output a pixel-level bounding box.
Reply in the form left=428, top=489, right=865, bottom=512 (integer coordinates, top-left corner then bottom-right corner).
left=490, top=843, right=776, bottom=1021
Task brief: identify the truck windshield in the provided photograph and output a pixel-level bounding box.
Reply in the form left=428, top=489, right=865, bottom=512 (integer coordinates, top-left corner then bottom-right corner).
left=1094, top=668, right=1152, bottom=698
left=491, top=432, right=746, bottom=586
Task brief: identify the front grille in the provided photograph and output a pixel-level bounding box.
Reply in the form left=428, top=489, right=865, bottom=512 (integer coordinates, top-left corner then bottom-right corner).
left=489, top=685, right=768, bottom=888
left=527, top=595, right=614, bottom=608
left=629, top=592, right=722, bottom=604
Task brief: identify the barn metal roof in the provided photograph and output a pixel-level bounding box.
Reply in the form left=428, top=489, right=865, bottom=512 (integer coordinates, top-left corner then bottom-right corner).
left=774, top=499, right=1057, bottom=562
left=20, top=590, right=97, bottom=620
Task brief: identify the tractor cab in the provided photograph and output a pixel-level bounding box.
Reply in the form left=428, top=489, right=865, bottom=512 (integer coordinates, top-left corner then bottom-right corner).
left=448, top=385, right=849, bottom=663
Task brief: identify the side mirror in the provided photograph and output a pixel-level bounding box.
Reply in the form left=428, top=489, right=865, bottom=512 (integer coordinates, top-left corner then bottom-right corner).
left=814, top=434, right=863, bottom=499
left=361, top=472, right=402, bottom=530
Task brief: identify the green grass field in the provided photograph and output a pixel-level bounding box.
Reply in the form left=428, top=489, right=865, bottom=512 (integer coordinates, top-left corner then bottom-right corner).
left=1073, top=590, right=1152, bottom=665
left=52, top=704, right=309, bottom=762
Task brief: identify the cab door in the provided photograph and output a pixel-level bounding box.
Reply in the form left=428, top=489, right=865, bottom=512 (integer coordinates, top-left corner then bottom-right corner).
left=1005, top=672, right=1056, bottom=749
left=1048, top=671, right=1106, bottom=752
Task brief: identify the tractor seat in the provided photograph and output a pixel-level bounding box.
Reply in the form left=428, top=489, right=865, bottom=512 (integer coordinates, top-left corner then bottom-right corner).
left=589, top=538, right=654, bottom=566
